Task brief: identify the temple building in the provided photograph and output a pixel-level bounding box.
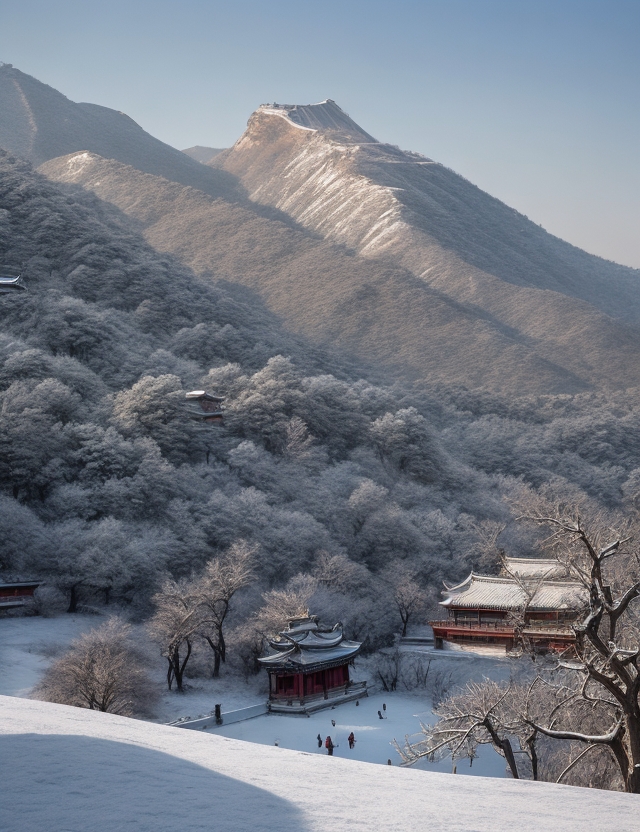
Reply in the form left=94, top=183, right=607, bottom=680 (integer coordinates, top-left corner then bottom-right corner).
left=185, top=390, right=224, bottom=423
left=0, top=580, right=40, bottom=611
left=259, top=616, right=366, bottom=713
left=430, top=558, right=587, bottom=653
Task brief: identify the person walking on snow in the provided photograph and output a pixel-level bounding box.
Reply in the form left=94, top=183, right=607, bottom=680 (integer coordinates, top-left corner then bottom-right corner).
left=317, top=733, right=323, bottom=748
left=348, top=732, right=355, bottom=750
left=325, top=735, right=334, bottom=755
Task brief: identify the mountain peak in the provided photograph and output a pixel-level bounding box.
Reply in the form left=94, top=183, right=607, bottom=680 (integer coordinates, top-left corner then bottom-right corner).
left=256, top=99, right=377, bottom=143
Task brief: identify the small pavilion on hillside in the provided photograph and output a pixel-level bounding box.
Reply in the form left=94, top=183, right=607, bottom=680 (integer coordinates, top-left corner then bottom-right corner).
left=259, top=616, right=366, bottom=713
left=430, top=557, right=587, bottom=653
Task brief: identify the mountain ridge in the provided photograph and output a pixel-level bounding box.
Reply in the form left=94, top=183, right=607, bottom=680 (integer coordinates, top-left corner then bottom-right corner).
left=4, top=66, right=639, bottom=395
left=213, top=101, right=640, bottom=324
left=41, top=149, right=640, bottom=395
left=0, top=64, right=236, bottom=200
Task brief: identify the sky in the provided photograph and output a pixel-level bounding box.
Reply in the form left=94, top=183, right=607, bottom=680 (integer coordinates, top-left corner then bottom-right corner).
left=1, top=0, right=639, bottom=267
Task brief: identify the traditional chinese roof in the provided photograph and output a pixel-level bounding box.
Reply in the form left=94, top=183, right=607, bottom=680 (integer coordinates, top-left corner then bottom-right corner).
left=185, top=391, right=225, bottom=403
left=0, top=272, right=26, bottom=293
left=259, top=617, right=361, bottom=673
left=441, top=573, right=587, bottom=612
left=185, top=390, right=224, bottom=421
left=500, top=557, right=570, bottom=580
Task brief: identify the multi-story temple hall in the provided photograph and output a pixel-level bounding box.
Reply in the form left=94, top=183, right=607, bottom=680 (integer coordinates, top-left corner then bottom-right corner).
left=430, top=557, right=588, bottom=654
left=259, top=616, right=367, bottom=714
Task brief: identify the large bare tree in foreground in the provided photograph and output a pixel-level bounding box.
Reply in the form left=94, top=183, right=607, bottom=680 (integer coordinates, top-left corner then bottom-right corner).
left=397, top=498, right=640, bottom=792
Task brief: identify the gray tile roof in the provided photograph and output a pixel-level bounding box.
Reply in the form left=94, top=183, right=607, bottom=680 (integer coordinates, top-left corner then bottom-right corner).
left=441, top=573, right=587, bottom=612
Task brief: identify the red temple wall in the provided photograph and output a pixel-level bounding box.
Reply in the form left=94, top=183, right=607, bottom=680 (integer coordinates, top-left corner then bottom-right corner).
left=272, top=664, right=350, bottom=698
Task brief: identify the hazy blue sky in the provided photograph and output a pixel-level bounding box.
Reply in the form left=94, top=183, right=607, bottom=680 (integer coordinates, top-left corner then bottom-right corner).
left=2, top=0, right=639, bottom=266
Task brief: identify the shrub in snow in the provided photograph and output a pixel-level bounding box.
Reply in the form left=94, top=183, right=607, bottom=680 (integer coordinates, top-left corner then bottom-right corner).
left=32, top=617, right=157, bottom=716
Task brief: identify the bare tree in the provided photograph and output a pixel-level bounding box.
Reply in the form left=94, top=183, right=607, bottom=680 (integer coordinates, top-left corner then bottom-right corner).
left=148, top=579, right=201, bottom=692
left=32, top=617, right=155, bottom=715
left=197, top=540, right=255, bottom=678
left=400, top=498, right=640, bottom=792
left=394, top=679, right=538, bottom=780
left=514, top=499, right=640, bottom=793
left=254, top=574, right=318, bottom=636
left=389, top=565, right=426, bottom=637
left=374, top=648, right=403, bottom=692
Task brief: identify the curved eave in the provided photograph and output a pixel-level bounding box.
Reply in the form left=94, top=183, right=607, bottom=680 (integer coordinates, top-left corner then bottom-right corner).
left=258, top=642, right=361, bottom=674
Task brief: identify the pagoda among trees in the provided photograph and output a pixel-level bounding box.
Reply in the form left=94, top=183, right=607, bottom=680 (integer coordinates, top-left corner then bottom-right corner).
left=259, top=616, right=366, bottom=714
left=430, top=558, right=587, bottom=653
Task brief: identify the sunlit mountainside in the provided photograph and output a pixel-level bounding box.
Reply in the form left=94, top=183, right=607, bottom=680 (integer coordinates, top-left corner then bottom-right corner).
left=2, top=68, right=635, bottom=395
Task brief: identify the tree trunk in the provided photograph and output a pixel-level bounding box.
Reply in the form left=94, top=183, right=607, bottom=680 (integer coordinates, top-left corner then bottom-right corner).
left=482, top=717, right=520, bottom=779
left=526, top=730, right=539, bottom=781
left=204, top=636, right=222, bottom=678
left=67, top=584, right=78, bottom=614
left=169, top=640, right=192, bottom=692
left=219, top=627, right=226, bottom=663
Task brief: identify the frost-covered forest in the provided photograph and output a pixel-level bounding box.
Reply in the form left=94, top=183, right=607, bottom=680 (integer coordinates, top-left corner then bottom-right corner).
left=2, top=148, right=640, bottom=655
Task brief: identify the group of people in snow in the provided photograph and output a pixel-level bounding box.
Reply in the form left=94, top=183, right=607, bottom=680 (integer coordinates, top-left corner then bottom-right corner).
left=317, top=730, right=357, bottom=755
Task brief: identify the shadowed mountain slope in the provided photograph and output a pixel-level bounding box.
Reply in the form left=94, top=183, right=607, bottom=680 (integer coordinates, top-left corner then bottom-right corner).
left=0, top=64, right=235, bottom=199
left=182, top=146, right=225, bottom=164
left=214, top=101, right=640, bottom=326
left=40, top=150, right=640, bottom=395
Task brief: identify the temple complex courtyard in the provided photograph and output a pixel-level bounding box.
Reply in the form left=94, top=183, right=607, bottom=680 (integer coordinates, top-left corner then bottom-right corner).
left=1, top=613, right=510, bottom=775
left=207, top=690, right=508, bottom=777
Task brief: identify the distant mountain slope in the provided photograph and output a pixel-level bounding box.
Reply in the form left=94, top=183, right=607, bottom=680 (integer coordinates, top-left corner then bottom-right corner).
left=0, top=64, right=235, bottom=199
left=2, top=697, right=637, bottom=832
left=41, top=150, right=640, bottom=395
left=214, top=101, right=640, bottom=326
left=182, top=146, right=225, bottom=164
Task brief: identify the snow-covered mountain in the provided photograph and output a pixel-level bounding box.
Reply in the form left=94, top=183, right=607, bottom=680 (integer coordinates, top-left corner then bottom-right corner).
left=40, top=147, right=640, bottom=395
left=7, top=67, right=640, bottom=394
left=0, top=64, right=234, bottom=199
left=1, top=696, right=636, bottom=832
left=215, top=100, right=640, bottom=323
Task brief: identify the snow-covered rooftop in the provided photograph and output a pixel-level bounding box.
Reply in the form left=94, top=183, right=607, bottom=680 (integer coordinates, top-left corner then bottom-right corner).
left=1, top=696, right=637, bottom=832
left=441, top=574, right=587, bottom=612
left=501, top=557, right=571, bottom=580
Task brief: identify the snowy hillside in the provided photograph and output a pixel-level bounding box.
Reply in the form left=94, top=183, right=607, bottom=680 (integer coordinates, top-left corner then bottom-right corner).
left=0, top=64, right=234, bottom=199
left=1, top=696, right=637, bottom=832
left=212, top=99, right=640, bottom=394
left=40, top=148, right=640, bottom=395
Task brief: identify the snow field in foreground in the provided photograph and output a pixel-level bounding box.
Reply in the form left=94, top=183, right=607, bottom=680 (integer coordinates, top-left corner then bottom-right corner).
left=1, top=696, right=638, bottom=832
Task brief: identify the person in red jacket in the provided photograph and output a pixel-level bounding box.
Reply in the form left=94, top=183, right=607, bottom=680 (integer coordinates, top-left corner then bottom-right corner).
left=325, top=735, right=334, bottom=755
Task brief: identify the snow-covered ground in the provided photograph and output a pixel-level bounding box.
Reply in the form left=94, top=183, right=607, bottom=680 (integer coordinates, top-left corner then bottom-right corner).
left=0, top=613, right=512, bottom=774
left=0, top=613, right=105, bottom=697
left=2, top=696, right=637, bottom=832
left=207, top=690, right=507, bottom=777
